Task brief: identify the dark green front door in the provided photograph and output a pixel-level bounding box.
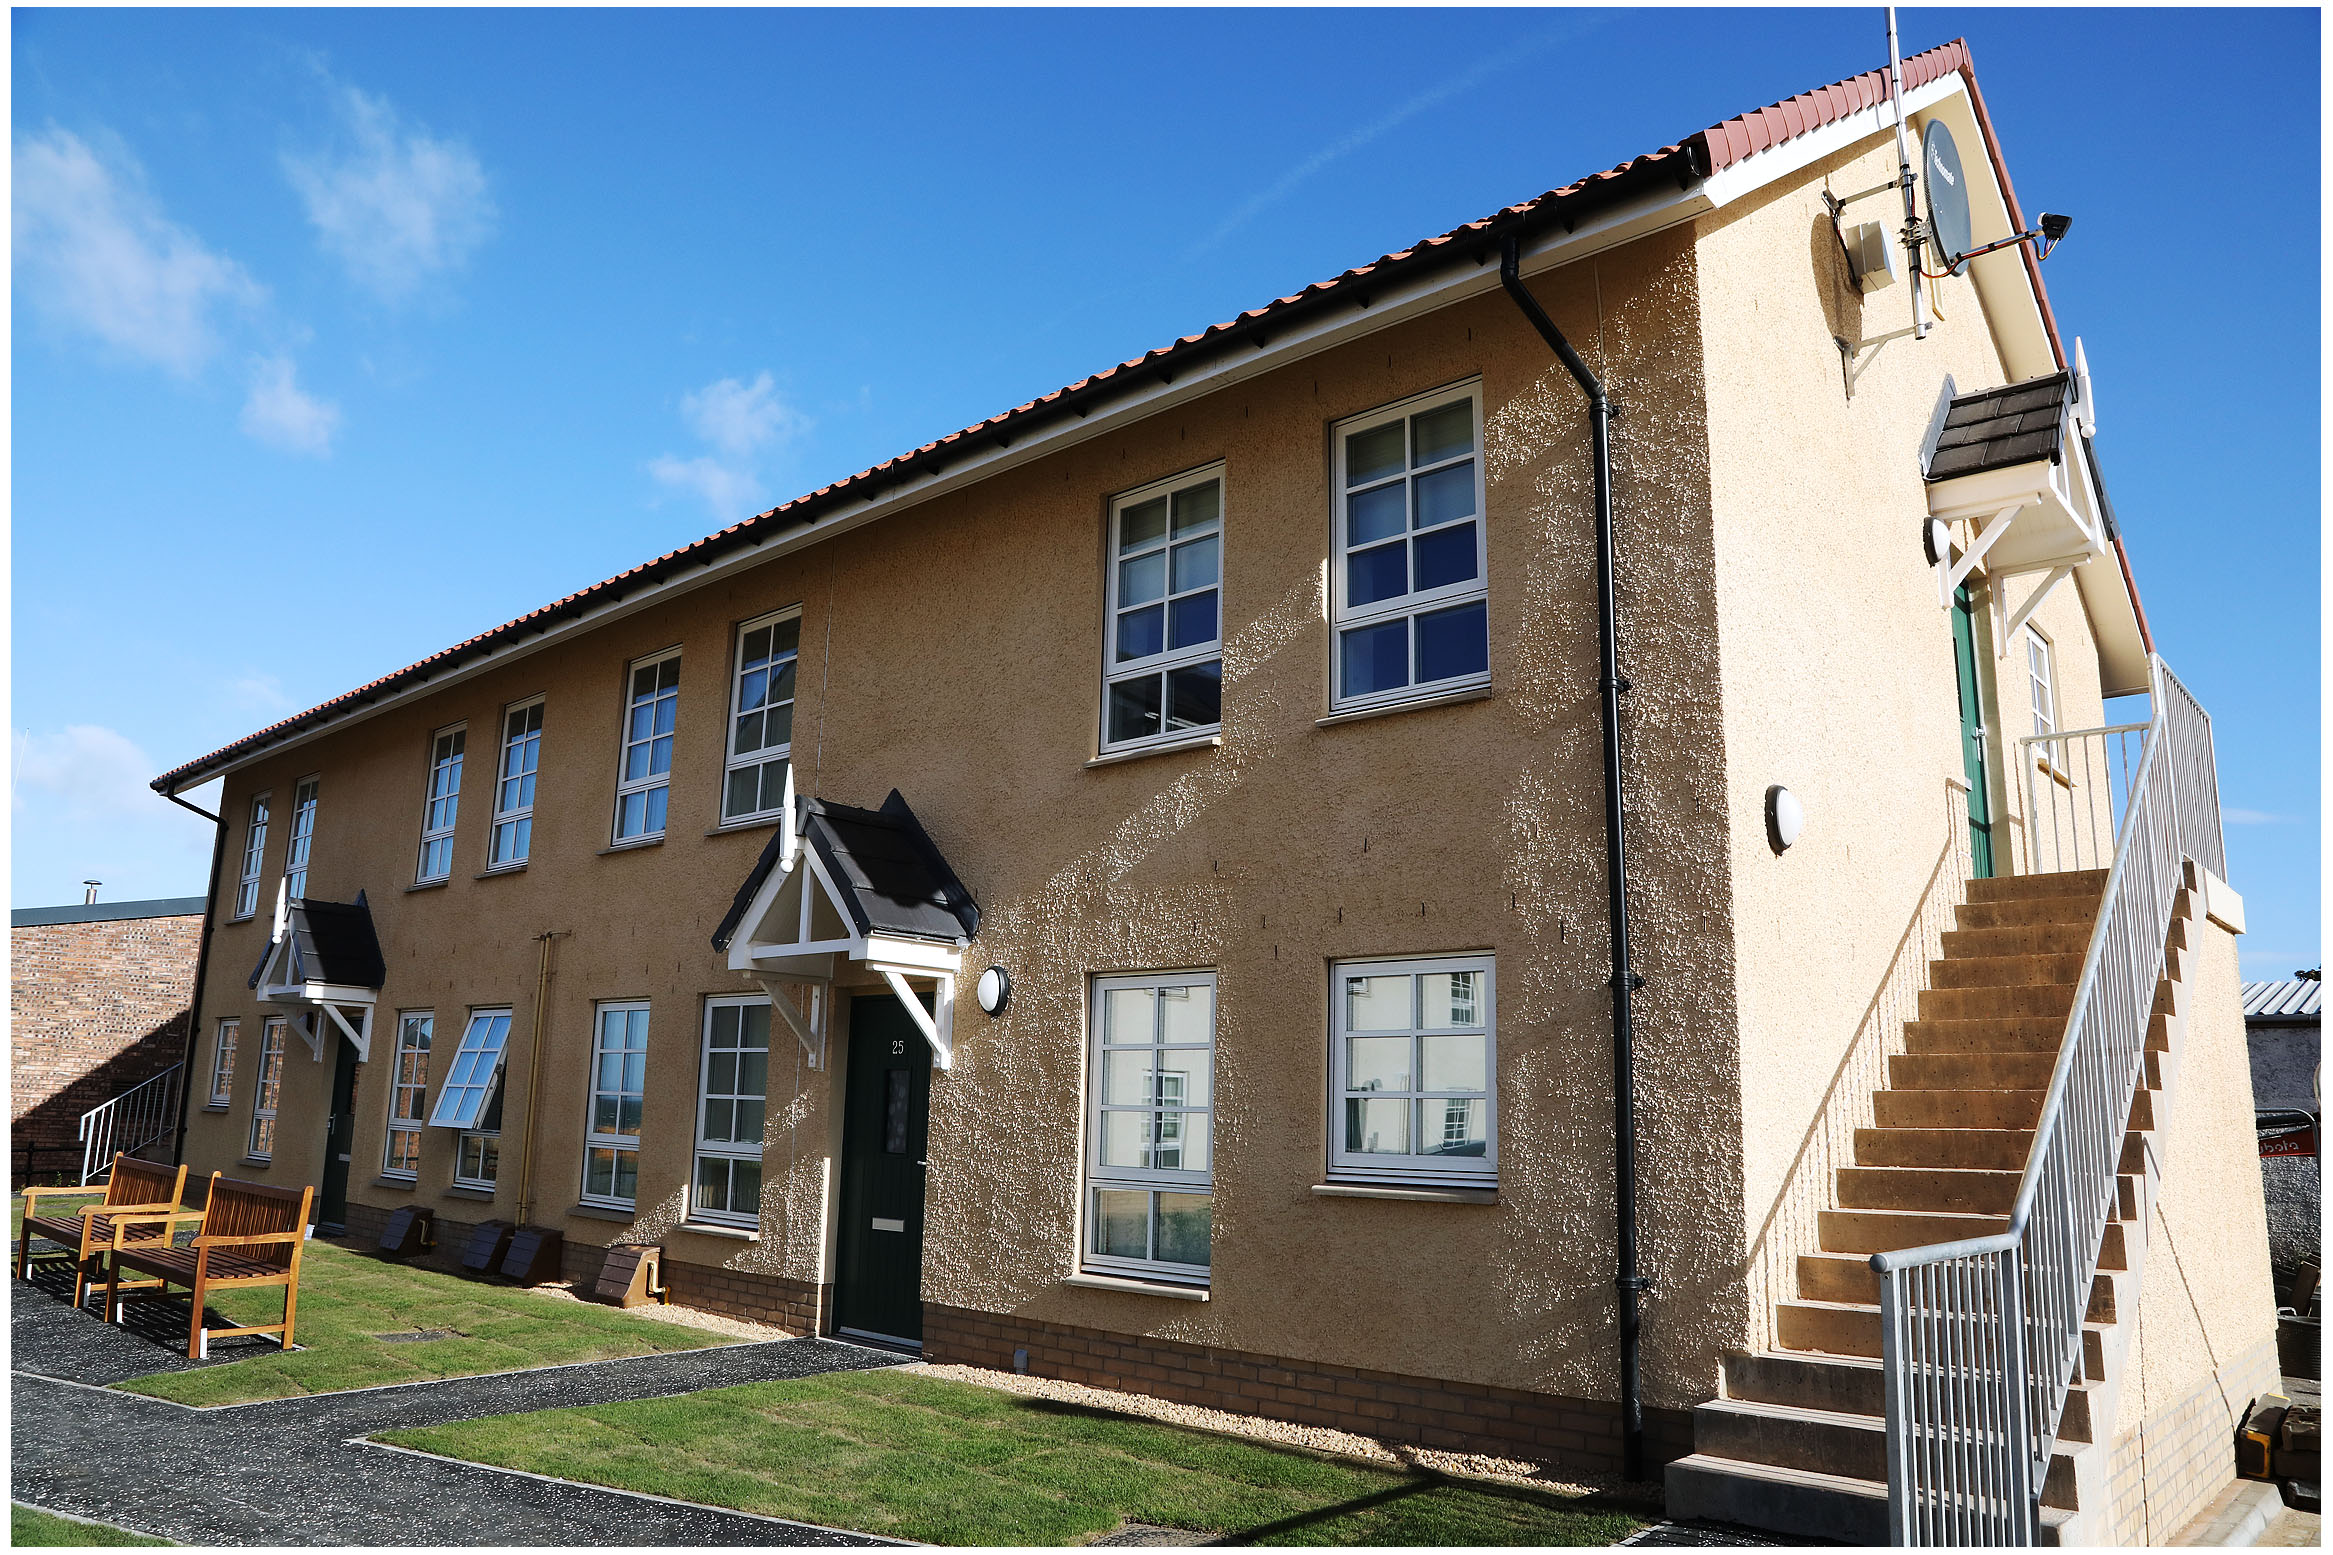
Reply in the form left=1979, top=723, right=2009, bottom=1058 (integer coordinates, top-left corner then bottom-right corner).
left=1950, top=584, right=1996, bottom=878
left=835, top=995, right=931, bottom=1347
left=319, top=1032, right=359, bottom=1231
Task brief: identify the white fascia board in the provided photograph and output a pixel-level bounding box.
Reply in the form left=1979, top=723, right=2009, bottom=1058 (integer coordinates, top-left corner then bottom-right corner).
left=1697, top=72, right=1966, bottom=212
left=864, top=936, right=964, bottom=974
left=169, top=180, right=1714, bottom=794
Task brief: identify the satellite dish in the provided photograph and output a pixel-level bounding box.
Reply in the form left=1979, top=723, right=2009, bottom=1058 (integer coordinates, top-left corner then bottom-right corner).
left=1922, top=120, right=1973, bottom=271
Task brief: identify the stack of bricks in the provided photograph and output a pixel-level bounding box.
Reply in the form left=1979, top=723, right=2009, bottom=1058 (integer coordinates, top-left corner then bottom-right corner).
left=923, top=1303, right=1692, bottom=1476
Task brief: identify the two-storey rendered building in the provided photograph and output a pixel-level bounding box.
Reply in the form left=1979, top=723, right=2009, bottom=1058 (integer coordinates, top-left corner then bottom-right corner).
left=153, top=40, right=2275, bottom=1543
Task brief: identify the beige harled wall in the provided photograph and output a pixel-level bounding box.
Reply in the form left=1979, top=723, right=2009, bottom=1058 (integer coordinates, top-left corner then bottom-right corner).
left=180, top=222, right=1751, bottom=1409
left=1691, top=120, right=2116, bottom=1316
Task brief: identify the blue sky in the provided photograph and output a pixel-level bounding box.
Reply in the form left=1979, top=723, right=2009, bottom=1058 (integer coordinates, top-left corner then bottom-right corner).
left=12, top=8, right=2319, bottom=977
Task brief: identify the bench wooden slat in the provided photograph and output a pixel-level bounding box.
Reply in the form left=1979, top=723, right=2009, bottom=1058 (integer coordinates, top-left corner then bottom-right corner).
left=103, top=1171, right=314, bottom=1359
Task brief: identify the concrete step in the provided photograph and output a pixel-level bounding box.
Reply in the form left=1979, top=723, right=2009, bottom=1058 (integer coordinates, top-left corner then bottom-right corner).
left=1776, top=1298, right=2110, bottom=1380
left=1664, top=1452, right=1890, bottom=1546
left=1870, top=1086, right=2154, bottom=1133
left=1955, top=895, right=2100, bottom=931
left=1920, top=982, right=2077, bottom=1021
left=1942, top=921, right=2094, bottom=958
left=1797, top=1250, right=2118, bottom=1326
left=1720, top=1349, right=2099, bottom=1445
left=1902, top=1015, right=2069, bottom=1053
left=1816, top=1206, right=2128, bottom=1267
left=1928, top=951, right=2088, bottom=990
left=1967, top=870, right=2108, bottom=903
left=1890, top=1050, right=2058, bottom=1091
left=1834, top=1165, right=2023, bottom=1214
left=1692, top=1397, right=2083, bottom=1508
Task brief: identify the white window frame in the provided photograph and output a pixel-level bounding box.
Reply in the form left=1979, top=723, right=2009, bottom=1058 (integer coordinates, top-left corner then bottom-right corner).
left=248, top=1017, right=286, bottom=1160
left=692, top=994, right=770, bottom=1228
left=2026, top=626, right=2057, bottom=739
left=1099, top=463, right=1226, bottom=756
left=613, top=649, right=681, bottom=844
left=1328, top=953, right=1497, bottom=1187
left=1328, top=381, right=1490, bottom=713
left=382, top=1011, right=432, bottom=1181
left=582, top=1000, right=650, bottom=1209
left=283, top=775, right=320, bottom=899
left=455, top=1131, right=501, bottom=1190
left=207, top=1018, right=239, bottom=1106
left=428, top=1007, right=511, bottom=1133
left=415, top=726, right=466, bottom=884
left=719, top=610, right=801, bottom=825
left=1083, top=970, right=1216, bottom=1285
left=488, top=698, right=544, bottom=870
left=234, top=793, right=270, bottom=920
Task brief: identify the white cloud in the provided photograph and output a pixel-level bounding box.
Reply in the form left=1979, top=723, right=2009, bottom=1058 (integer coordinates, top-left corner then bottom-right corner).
left=12, top=725, right=164, bottom=821
left=649, top=372, right=809, bottom=520
left=12, top=127, right=263, bottom=375
left=10, top=729, right=218, bottom=904
left=240, top=354, right=341, bottom=456
left=2223, top=808, right=2288, bottom=825
left=226, top=672, right=293, bottom=714
left=284, top=81, right=494, bottom=301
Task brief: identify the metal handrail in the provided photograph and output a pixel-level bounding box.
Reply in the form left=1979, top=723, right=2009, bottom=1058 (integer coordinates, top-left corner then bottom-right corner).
left=2017, top=721, right=2149, bottom=876
left=1872, top=655, right=2223, bottom=1544
left=77, top=1064, right=181, bottom=1184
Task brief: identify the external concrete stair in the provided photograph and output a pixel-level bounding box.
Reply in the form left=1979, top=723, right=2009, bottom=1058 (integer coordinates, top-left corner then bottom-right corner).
left=1666, top=866, right=2191, bottom=1543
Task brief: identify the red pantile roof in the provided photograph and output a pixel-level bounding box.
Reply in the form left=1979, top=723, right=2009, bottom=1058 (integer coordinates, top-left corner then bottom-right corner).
left=156, top=36, right=2100, bottom=793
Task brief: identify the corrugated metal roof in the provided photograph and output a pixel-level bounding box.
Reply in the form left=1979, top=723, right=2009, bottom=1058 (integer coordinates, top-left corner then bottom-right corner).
left=11, top=896, right=206, bottom=929
left=2243, top=980, right=2323, bottom=1021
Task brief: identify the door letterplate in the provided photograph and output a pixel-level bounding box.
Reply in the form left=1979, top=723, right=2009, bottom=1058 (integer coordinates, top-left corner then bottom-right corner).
left=871, top=1217, right=905, bottom=1233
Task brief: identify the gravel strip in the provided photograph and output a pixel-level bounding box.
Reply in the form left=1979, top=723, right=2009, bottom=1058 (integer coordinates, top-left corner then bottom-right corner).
left=917, top=1361, right=1614, bottom=1495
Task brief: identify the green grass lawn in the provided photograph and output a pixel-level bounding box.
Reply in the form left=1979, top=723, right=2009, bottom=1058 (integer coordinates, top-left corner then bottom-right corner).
left=105, top=1241, right=731, bottom=1406
left=381, top=1368, right=1648, bottom=1546
left=11, top=1504, right=172, bottom=1546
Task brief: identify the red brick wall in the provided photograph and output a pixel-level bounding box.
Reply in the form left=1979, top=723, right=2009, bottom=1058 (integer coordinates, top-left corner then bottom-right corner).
left=11, top=914, right=201, bottom=1182
left=923, top=1303, right=1693, bottom=1477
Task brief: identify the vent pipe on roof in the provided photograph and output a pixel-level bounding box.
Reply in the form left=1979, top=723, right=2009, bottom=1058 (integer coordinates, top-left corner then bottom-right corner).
left=1499, top=234, right=1650, bottom=1482
left=82, top=880, right=100, bottom=905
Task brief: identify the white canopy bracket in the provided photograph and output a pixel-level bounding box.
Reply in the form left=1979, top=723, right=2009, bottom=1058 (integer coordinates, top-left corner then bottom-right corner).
left=1945, top=505, right=2022, bottom=597
left=880, top=968, right=954, bottom=1070
left=324, top=1002, right=372, bottom=1062
left=1999, top=564, right=2074, bottom=658
left=761, top=977, right=828, bottom=1070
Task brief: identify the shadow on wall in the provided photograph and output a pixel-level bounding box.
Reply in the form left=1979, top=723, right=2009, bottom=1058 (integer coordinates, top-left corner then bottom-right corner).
left=1809, top=210, right=1867, bottom=356
left=11, top=1009, right=189, bottom=1188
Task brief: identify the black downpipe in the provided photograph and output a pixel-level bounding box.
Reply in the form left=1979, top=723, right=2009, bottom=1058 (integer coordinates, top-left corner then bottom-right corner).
left=161, top=789, right=227, bottom=1174
left=1498, top=233, right=1649, bottom=1481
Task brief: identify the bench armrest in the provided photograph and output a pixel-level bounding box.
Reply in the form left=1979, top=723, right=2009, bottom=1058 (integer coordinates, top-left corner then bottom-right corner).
left=20, top=1186, right=102, bottom=1212
left=77, top=1199, right=182, bottom=1219
left=109, top=1211, right=205, bottom=1250
left=192, top=1229, right=306, bottom=1249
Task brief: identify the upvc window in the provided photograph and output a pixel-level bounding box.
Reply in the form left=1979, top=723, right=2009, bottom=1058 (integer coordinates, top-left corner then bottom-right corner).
left=1085, top=972, right=1215, bottom=1283
left=382, top=1012, right=432, bottom=1180
left=234, top=795, right=270, bottom=919
left=613, top=652, right=680, bottom=842
left=583, top=1001, right=649, bottom=1207
left=207, top=1019, right=239, bottom=1106
left=415, top=728, right=465, bottom=883
left=1102, top=467, right=1224, bottom=753
left=489, top=699, right=544, bottom=868
left=248, top=1017, right=286, bottom=1159
left=283, top=776, right=320, bottom=899
left=721, top=613, right=799, bottom=824
left=1329, top=954, right=1496, bottom=1186
left=456, top=1131, right=501, bottom=1188
left=429, top=1009, right=510, bottom=1189
left=2026, top=628, right=2057, bottom=738
left=692, top=996, right=769, bottom=1227
left=1330, top=384, right=1490, bottom=710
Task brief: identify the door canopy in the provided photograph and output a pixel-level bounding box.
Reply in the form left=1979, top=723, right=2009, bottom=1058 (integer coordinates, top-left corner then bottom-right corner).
left=248, top=882, right=384, bottom=1060
left=711, top=784, right=980, bottom=1070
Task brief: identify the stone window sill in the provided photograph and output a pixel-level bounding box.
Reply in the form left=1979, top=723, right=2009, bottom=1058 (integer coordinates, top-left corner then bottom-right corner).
left=474, top=864, right=527, bottom=880
left=200, top=1103, right=229, bottom=1114
left=1064, top=1272, right=1210, bottom=1301
left=238, top=1157, right=272, bottom=1170
left=675, top=1220, right=759, bottom=1243
left=1085, top=732, right=1222, bottom=769
left=370, top=1175, right=417, bottom=1192
left=597, top=837, right=665, bottom=856
left=443, top=1185, right=496, bottom=1202
left=706, top=815, right=784, bottom=837
left=1311, top=1182, right=1498, bottom=1205
left=404, top=878, right=450, bottom=894
left=1315, top=682, right=1492, bottom=728
left=569, top=1203, right=637, bottom=1224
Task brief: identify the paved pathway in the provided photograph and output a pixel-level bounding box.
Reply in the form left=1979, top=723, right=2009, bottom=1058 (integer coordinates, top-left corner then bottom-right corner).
left=11, top=1264, right=907, bottom=1545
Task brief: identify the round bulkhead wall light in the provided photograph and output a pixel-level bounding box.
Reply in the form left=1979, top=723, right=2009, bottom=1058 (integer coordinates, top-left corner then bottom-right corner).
left=975, top=965, right=1011, bottom=1016
left=1767, top=785, right=1805, bottom=854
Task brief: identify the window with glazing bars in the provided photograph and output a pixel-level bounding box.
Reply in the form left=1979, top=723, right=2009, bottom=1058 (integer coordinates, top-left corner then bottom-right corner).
left=584, top=1002, right=649, bottom=1206
left=428, top=1010, right=510, bottom=1131
left=1102, top=468, right=1223, bottom=752
left=383, top=1012, right=431, bottom=1179
left=234, top=794, right=270, bottom=918
left=1330, top=384, right=1489, bottom=710
left=1085, top=972, right=1215, bottom=1282
left=207, top=1019, right=238, bottom=1106
left=489, top=700, right=544, bottom=868
left=1329, top=955, right=1496, bottom=1185
left=248, top=1018, right=286, bottom=1159
left=283, top=777, right=320, bottom=899
left=722, top=613, right=798, bottom=824
left=2026, top=628, right=2057, bottom=738
left=693, top=997, right=769, bottom=1226
left=415, top=728, right=465, bottom=883
left=614, top=653, right=680, bottom=842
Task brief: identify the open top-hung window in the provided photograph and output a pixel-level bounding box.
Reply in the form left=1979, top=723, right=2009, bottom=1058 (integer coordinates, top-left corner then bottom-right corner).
left=427, top=1006, right=510, bottom=1185
left=722, top=612, right=799, bottom=824
left=1330, top=954, right=1496, bottom=1186
left=1085, top=972, right=1215, bottom=1283
left=1103, top=467, right=1223, bottom=753
left=415, top=727, right=465, bottom=883
left=1332, top=383, right=1489, bottom=711
left=614, top=652, right=680, bottom=842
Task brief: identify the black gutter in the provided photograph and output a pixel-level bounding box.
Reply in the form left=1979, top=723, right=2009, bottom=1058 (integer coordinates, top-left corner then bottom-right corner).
left=161, top=790, right=227, bottom=1174
left=1498, top=232, right=1650, bottom=1481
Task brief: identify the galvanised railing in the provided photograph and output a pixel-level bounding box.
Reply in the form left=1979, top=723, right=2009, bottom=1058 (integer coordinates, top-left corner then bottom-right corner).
left=2018, top=721, right=2148, bottom=876
left=1872, top=656, right=2224, bottom=1545
left=78, top=1064, right=181, bottom=1185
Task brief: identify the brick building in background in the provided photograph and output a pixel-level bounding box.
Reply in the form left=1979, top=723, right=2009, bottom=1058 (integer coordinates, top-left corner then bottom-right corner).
left=11, top=896, right=204, bottom=1185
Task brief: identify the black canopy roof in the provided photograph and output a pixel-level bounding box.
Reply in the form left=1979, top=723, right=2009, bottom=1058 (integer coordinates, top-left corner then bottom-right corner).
left=712, top=790, right=979, bottom=954
left=1925, top=371, right=2071, bottom=481
left=248, top=892, right=387, bottom=991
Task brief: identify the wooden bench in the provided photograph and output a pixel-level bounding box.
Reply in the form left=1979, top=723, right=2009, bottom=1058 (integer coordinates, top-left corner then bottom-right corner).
left=16, top=1156, right=190, bottom=1310
left=105, top=1172, right=314, bottom=1359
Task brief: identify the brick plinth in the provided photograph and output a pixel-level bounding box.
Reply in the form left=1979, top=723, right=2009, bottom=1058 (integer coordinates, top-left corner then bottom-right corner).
left=923, top=1303, right=1691, bottom=1476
